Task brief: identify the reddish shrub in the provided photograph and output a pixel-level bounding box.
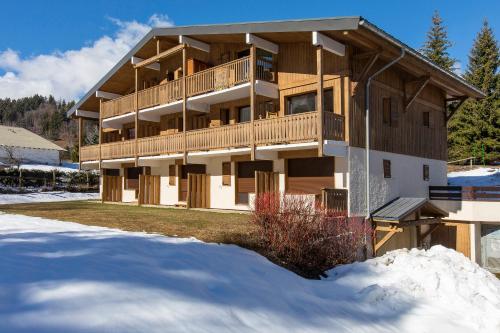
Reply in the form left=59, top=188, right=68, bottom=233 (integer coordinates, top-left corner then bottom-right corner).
left=252, top=192, right=370, bottom=277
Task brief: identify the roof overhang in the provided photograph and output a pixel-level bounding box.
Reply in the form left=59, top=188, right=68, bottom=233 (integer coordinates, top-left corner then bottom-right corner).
left=68, top=16, right=484, bottom=118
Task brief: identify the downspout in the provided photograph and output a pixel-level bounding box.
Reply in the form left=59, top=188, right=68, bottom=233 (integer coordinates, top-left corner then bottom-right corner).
left=365, top=48, right=405, bottom=219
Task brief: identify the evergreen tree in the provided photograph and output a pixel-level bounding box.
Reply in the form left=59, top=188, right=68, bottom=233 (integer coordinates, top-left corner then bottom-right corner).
left=448, top=20, right=499, bottom=163
left=422, top=11, right=456, bottom=71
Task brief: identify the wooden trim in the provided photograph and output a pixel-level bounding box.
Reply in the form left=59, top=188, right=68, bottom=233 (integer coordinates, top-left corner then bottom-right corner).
left=374, top=229, right=397, bottom=254
left=355, top=51, right=380, bottom=82
left=134, top=68, right=139, bottom=167
left=446, top=97, right=468, bottom=122
left=317, top=46, right=324, bottom=156
left=231, top=154, right=251, bottom=162
left=277, top=149, right=318, bottom=159
left=405, top=76, right=430, bottom=111
left=133, top=44, right=184, bottom=69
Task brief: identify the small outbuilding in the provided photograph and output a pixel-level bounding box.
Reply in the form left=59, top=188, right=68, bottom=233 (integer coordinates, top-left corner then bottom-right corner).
left=0, top=125, right=65, bottom=166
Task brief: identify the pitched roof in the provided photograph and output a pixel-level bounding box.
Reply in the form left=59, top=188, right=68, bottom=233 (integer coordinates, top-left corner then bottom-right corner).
left=372, top=197, right=448, bottom=222
left=68, top=16, right=485, bottom=117
left=0, top=125, right=65, bottom=151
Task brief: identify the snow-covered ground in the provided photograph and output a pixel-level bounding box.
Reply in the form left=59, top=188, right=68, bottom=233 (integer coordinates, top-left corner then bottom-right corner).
left=0, top=191, right=98, bottom=205
left=0, top=215, right=498, bottom=333
left=448, top=167, right=500, bottom=186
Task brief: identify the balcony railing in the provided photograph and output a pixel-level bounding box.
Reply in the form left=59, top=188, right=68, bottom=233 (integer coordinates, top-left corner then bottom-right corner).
left=101, top=57, right=255, bottom=120
left=80, top=112, right=345, bottom=162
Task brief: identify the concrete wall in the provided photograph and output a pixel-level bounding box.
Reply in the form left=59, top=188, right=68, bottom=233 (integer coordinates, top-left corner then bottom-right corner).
left=0, top=147, right=60, bottom=165
left=432, top=200, right=500, bottom=223
left=348, top=147, right=447, bottom=216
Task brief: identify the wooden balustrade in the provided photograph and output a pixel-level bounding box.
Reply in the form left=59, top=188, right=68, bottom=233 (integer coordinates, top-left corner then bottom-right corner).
left=137, top=85, right=159, bottom=110
left=137, top=133, right=184, bottom=156
left=254, top=112, right=319, bottom=144
left=89, top=111, right=345, bottom=160
left=159, top=78, right=183, bottom=104
left=100, top=140, right=135, bottom=159
left=101, top=94, right=135, bottom=118
left=323, top=112, right=345, bottom=141
left=80, top=145, right=100, bottom=161
left=186, top=123, right=252, bottom=151
left=186, top=56, right=250, bottom=96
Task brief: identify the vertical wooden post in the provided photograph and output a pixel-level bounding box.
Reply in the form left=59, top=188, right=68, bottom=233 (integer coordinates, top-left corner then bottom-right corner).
left=134, top=67, right=139, bottom=167
left=182, top=45, right=188, bottom=164
left=98, top=98, right=103, bottom=203
left=250, top=45, right=257, bottom=161
left=317, top=46, right=324, bottom=156
left=78, top=117, right=83, bottom=170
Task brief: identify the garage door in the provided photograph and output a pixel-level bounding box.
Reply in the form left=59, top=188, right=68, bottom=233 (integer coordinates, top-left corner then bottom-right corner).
left=481, top=224, right=500, bottom=273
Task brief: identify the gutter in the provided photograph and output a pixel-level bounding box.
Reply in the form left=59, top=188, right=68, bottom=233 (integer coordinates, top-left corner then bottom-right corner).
left=365, top=48, right=405, bottom=219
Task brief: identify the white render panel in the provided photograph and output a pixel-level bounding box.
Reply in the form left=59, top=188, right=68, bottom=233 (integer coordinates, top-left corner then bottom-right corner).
left=348, top=147, right=447, bottom=217
left=0, top=147, right=60, bottom=165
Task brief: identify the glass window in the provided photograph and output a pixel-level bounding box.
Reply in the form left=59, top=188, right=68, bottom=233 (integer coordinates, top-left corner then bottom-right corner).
left=324, top=88, right=334, bottom=113
left=383, top=160, right=391, bottom=178
left=423, top=165, right=430, bottom=181
left=127, top=128, right=136, bottom=140
left=423, top=112, right=430, bottom=127
left=238, top=106, right=251, bottom=123
left=287, top=92, right=316, bottom=115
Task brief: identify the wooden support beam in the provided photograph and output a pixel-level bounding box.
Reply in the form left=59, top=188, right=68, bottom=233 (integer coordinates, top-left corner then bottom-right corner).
left=418, top=223, right=440, bottom=244
left=75, top=109, right=99, bottom=119
left=133, top=44, right=185, bottom=69
left=374, top=230, right=398, bottom=253
left=130, top=56, right=160, bottom=71
left=375, top=225, right=403, bottom=233
left=250, top=45, right=257, bottom=161
left=399, top=217, right=442, bottom=228
left=446, top=96, right=468, bottom=122
left=182, top=46, right=188, bottom=164
left=404, top=76, right=430, bottom=111
left=312, top=31, right=345, bottom=56
left=179, top=36, right=210, bottom=53
left=78, top=117, right=83, bottom=170
left=317, top=46, right=324, bottom=156
left=355, top=51, right=380, bottom=82
left=98, top=98, right=103, bottom=203
left=245, top=33, right=279, bottom=54
left=134, top=67, right=139, bottom=167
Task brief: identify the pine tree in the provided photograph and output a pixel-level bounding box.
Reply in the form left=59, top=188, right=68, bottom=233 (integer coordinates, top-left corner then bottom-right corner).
left=422, top=11, right=456, bottom=71
left=448, top=20, right=499, bottom=163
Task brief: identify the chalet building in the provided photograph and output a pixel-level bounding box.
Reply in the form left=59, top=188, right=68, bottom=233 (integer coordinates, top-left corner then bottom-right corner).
left=68, top=17, right=488, bottom=258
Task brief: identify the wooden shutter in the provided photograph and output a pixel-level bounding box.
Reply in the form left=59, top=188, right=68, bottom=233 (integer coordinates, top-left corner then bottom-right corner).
left=222, top=162, right=231, bottom=186
left=169, top=165, right=176, bottom=185
left=390, top=97, right=399, bottom=127
left=383, top=159, right=391, bottom=178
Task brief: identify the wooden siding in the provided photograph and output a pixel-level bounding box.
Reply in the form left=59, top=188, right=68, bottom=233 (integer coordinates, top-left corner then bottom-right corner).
left=350, top=64, right=447, bottom=160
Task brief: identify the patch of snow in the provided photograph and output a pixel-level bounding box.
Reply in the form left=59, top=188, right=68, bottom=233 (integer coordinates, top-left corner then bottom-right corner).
left=0, top=215, right=498, bottom=333
left=0, top=191, right=98, bottom=205
left=18, top=163, right=80, bottom=173
left=448, top=167, right=500, bottom=186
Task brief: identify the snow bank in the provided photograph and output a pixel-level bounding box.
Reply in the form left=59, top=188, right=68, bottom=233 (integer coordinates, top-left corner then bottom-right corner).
left=448, top=167, right=500, bottom=186
left=18, top=163, right=79, bottom=173
left=0, top=191, right=98, bottom=204
left=0, top=215, right=498, bottom=333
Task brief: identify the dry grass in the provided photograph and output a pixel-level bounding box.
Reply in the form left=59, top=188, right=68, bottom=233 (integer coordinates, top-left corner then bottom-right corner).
left=0, top=201, right=259, bottom=249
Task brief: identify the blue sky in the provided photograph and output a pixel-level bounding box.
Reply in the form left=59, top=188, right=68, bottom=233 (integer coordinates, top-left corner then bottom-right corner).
left=0, top=0, right=498, bottom=100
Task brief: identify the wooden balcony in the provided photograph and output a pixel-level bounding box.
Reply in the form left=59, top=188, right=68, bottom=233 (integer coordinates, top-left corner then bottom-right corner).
left=101, top=57, right=257, bottom=120
left=80, top=112, right=345, bottom=162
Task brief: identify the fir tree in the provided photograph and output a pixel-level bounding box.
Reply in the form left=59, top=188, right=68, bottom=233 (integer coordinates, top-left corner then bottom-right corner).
left=422, top=11, right=456, bottom=71
left=448, top=20, right=499, bottom=163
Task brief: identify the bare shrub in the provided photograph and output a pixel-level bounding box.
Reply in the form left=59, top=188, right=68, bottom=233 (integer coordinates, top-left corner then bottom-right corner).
left=252, top=192, right=370, bottom=278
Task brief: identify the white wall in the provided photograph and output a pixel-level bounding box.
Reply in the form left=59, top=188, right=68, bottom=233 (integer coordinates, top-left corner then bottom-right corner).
left=432, top=200, right=500, bottom=223
left=348, top=147, right=447, bottom=216
left=0, top=147, right=60, bottom=165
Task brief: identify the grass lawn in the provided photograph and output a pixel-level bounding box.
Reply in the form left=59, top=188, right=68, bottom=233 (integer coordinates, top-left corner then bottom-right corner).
left=0, top=201, right=258, bottom=249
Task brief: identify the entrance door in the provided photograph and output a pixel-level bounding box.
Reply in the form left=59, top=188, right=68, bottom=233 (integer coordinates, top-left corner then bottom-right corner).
left=481, top=224, right=500, bottom=273
left=179, top=164, right=206, bottom=202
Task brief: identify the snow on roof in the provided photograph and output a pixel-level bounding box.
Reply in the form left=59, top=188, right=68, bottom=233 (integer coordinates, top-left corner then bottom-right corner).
left=0, top=125, right=65, bottom=151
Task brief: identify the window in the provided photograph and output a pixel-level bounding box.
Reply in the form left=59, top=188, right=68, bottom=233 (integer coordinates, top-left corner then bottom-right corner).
left=238, top=105, right=251, bottom=123
left=127, top=128, right=136, bottom=140
left=324, top=88, right=334, bottom=113
left=423, top=164, right=430, bottom=181
left=383, top=97, right=391, bottom=125
left=423, top=111, right=430, bottom=127
left=125, top=167, right=141, bottom=189
left=222, top=162, right=231, bottom=186
left=220, top=108, right=230, bottom=125
left=383, top=160, right=391, bottom=179
left=103, top=169, right=120, bottom=176
left=287, top=92, right=316, bottom=115
left=169, top=165, right=176, bottom=186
